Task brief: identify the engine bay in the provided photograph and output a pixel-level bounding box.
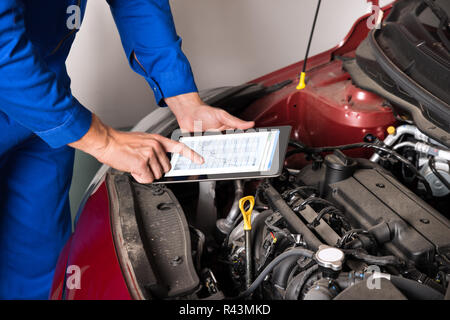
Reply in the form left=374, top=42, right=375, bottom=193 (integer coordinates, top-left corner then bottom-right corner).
left=108, top=123, right=450, bottom=300
left=105, top=0, right=450, bottom=300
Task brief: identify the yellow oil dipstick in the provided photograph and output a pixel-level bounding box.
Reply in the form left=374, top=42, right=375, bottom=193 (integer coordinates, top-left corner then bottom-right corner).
left=239, top=196, right=255, bottom=289
left=239, top=196, right=255, bottom=231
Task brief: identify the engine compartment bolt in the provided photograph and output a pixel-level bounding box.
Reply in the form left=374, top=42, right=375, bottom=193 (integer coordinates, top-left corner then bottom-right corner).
left=151, top=185, right=165, bottom=196
left=171, top=256, right=183, bottom=266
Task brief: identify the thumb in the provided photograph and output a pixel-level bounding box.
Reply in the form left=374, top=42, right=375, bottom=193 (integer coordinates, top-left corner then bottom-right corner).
left=218, top=110, right=255, bottom=130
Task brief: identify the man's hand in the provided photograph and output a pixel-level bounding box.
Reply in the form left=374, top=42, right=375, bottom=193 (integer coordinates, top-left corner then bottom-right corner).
left=165, top=92, right=254, bottom=132
left=69, top=114, right=204, bottom=183
left=69, top=92, right=252, bottom=184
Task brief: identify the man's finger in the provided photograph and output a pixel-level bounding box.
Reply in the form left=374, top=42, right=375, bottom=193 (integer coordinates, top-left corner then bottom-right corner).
left=131, top=165, right=154, bottom=184
left=147, top=149, right=164, bottom=180
left=158, top=136, right=204, bottom=164
left=219, top=110, right=255, bottom=130
left=155, top=148, right=172, bottom=173
left=149, top=139, right=172, bottom=173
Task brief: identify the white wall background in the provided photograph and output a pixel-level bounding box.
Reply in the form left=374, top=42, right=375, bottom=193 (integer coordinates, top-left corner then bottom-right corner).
left=67, top=0, right=393, bottom=129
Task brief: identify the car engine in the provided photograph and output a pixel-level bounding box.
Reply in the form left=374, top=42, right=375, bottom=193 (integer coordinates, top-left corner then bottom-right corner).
left=202, top=131, right=448, bottom=300
left=109, top=122, right=450, bottom=300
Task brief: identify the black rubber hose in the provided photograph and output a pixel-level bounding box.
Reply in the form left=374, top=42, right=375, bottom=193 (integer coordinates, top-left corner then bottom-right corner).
left=390, top=276, right=444, bottom=300
left=282, top=186, right=318, bottom=200
left=343, top=249, right=403, bottom=267
left=291, top=197, right=336, bottom=211
left=334, top=272, right=364, bottom=290
left=192, top=227, right=205, bottom=271
left=332, top=272, right=445, bottom=300
left=405, top=268, right=446, bottom=294
left=429, top=157, right=450, bottom=190
left=252, top=210, right=275, bottom=263
left=287, top=142, right=418, bottom=176
left=309, top=206, right=348, bottom=227
left=337, top=229, right=366, bottom=248
left=284, top=264, right=319, bottom=300
left=271, top=255, right=301, bottom=290
left=288, top=139, right=308, bottom=150
left=262, top=183, right=323, bottom=251
left=235, top=248, right=315, bottom=299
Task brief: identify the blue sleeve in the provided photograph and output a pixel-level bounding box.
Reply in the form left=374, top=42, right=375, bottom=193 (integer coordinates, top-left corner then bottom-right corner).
left=0, top=0, right=92, bottom=148
left=107, top=0, right=198, bottom=106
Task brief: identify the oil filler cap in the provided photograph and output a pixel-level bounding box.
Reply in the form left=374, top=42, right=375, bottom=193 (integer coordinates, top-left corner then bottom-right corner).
left=324, top=150, right=357, bottom=172
left=315, top=245, right=345, bottom=272
left=321, top=150, right=358, bottom=195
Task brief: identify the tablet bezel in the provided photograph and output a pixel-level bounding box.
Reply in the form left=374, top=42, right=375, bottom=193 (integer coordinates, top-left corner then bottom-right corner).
left=152, top=126, right=291, bottom=184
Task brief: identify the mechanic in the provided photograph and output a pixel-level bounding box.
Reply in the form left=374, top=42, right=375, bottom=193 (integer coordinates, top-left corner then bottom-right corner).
left=0, top=0, right=254, bottom=299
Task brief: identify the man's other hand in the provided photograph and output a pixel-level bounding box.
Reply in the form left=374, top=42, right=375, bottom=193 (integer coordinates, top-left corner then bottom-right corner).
left=165, top=92, right=255, bottom=132
left=69, top=114, right=204, bottom=183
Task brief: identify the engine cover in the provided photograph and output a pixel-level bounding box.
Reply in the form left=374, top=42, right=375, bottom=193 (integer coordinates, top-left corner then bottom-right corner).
left=296, top=155, right=450, bottom=268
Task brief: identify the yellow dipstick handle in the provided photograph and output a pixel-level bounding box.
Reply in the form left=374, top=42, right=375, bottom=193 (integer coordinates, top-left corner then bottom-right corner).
left=296, top=72, right=306, bottom=90
left=239, top=196, right=255, bottom=231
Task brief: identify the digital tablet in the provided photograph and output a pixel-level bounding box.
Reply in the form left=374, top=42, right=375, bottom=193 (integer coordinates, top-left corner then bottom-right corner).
left=153, top=126, right=291, bottom=184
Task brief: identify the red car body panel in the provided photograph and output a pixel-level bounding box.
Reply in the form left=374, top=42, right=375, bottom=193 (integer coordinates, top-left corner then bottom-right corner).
left=50, top=182, right=131, bottom=300
left=242, top=4, right=395, bottom=166
left=50, top=3, right=396, bottom=300
left=242, top=55, right=396, bottom=166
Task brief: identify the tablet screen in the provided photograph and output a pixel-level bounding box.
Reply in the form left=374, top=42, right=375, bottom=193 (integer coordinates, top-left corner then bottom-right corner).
left=152, top=126, right=291, bottom=183
left=165, top=130, right=280, bottom=177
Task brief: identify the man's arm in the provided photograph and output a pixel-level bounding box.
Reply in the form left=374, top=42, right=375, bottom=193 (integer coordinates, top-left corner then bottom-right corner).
left=107, top=0, right=254, bottom=131
left=0, top=0, right=201, bottom=183
left=107, top=0, right=197, bottom=106
left=0, top=0, right=92, bottom=148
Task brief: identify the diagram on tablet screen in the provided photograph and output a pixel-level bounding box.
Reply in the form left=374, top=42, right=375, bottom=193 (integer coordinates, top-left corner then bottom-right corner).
left=165, top=130, right=279, bottom=177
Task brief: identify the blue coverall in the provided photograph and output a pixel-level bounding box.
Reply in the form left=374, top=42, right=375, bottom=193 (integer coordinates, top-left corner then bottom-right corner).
left=0, top=0, right=197, bottom=299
